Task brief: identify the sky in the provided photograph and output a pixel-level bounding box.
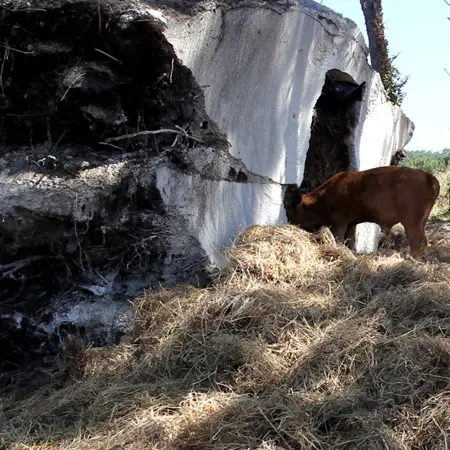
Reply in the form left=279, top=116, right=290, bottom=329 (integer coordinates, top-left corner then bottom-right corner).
left=321, top=0, right=450, bottom=152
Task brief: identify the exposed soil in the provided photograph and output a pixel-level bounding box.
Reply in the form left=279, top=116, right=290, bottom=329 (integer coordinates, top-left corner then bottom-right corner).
left=0, top=0, right=225, bottom=151
left=0, top=0, right=230, bottom=373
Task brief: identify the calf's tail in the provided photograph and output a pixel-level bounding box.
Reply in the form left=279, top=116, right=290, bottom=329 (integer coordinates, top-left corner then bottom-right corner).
left=428, top=174, right=440, bottom=200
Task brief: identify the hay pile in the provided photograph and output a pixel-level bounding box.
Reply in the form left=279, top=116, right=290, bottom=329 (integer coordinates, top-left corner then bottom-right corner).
left=1, top=224, right=450, bottom=449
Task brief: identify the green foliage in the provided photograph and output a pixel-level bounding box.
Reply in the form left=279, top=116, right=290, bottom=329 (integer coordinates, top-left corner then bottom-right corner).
left=403, top=149, right=450, bottom=220
left=382, top=61, right=409, bottom=106
left=366, top=3, right=409, bottom=107
left=437, top=210, right=450, bottom=221
left=402, top=149, right=450, bottom=173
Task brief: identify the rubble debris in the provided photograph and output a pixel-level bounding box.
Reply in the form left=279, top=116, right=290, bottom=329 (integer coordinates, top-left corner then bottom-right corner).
left=0, top=0, right=229, bottom=373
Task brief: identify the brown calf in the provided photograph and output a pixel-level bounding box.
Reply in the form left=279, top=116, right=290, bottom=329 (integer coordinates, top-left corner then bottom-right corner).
left=288, top=166, right=440, bottom=258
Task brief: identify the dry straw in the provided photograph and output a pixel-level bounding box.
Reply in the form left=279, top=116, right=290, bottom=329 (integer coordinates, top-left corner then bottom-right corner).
left=1, top=223, right=450, bottom=449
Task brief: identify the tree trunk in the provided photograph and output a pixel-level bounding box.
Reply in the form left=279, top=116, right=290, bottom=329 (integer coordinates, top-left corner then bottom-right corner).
left=359, top=0, right=389, bottom=75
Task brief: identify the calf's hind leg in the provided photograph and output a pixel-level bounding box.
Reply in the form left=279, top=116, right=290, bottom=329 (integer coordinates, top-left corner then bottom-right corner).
left=405, top=202, right=435, bottom=258
left=403, top=222, right=427, bottom=258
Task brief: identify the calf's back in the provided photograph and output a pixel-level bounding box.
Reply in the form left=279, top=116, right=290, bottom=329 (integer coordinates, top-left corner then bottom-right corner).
left=292, top=166, right=440, bottom=229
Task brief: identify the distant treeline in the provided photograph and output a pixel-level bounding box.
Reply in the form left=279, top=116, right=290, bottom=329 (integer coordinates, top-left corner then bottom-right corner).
left=402, top=149, right=450, bottom=173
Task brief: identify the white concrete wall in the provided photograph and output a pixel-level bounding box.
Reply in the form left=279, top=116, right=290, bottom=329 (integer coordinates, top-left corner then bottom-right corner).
left=156, top=166, right=284, bottom=267
left=354, top=75, right=414, bottom=171
left=159, top=0, right=414, bottom=259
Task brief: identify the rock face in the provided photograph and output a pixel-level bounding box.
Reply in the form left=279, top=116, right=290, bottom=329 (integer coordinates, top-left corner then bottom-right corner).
left=162, top=0, right=414, bottom=252
left=0, top=0, right=413, bottom=370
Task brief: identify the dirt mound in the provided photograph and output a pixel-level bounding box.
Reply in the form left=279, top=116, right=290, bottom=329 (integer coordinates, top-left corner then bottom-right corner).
left=1, top=223, right=449, bottom=449
left=0, top=0, right=223, bottom=150
left=0, top=0, right=232, bottom=372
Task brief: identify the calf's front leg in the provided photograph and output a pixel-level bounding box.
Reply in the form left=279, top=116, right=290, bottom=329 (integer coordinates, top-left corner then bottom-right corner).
left=331, top=223, right=347, bottom=247
left=344, top=224, right=357, bottom=250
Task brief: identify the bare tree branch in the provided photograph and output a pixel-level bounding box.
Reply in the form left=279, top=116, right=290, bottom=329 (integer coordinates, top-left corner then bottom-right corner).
left=0, top=256, right=43, bottom=279
left=104, top=127, right=204, bottom=144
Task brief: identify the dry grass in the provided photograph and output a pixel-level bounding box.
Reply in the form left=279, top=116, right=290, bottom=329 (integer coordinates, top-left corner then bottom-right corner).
left=1, top=223, right=450, bottom=449
left=430, top=169, right=450, bottom=219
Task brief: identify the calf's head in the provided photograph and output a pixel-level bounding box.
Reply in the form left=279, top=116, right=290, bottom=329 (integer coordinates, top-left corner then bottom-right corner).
left=289, top=192, right=329, bottom=231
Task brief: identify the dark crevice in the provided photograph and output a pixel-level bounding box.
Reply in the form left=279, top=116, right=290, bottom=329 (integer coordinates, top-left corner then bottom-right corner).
left=285, top=69, right=365, bottom=222
left=301, top=69, right=364, bottom=192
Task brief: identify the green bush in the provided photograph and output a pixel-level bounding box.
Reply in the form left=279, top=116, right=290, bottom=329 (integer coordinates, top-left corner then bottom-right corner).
left=382, top=60, right=409, bottom=106
left=402, top=149, right=450, bottom=174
